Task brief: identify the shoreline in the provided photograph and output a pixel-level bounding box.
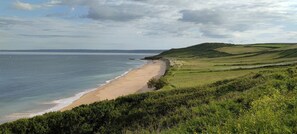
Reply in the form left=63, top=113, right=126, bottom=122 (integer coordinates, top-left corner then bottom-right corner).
left=60, top=60, right=167, bottom=111
left=29, top=65, right=139, bottom=117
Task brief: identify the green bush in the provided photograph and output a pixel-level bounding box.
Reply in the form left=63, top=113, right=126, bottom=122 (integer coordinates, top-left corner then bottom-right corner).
left=147, top=77, right=168, bottom=90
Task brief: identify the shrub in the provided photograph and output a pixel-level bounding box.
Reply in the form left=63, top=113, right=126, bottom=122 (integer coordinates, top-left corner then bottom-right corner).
left=147, top=77, right=168, bottom=90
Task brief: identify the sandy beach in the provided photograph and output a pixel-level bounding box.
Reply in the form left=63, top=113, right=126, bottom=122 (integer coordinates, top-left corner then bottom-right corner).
left=61, top=60, right=166, bottom=111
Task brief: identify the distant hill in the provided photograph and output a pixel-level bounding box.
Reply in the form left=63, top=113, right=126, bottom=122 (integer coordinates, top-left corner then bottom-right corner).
left=161, top=43, right=234, bottom=58
left=149, top=43, right=233, bottom=58
left=145, top=42, right=297, bottom=59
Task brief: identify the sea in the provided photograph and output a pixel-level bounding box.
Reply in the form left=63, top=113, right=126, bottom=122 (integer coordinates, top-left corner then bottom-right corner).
left=0, top=51, right=159, bottom=124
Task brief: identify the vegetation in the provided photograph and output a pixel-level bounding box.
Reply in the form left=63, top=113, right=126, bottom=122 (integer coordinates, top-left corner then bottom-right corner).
left=146, top=43, right=233, bottom=59
left=147, top=77, right=168, bottom=90
left=158, top=43, right=297, bottom=89
left=1, top=43, right=297, bottom=133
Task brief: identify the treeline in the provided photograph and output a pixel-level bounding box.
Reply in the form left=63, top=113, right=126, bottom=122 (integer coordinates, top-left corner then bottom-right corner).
left=1, top=66, right=297, bottom=133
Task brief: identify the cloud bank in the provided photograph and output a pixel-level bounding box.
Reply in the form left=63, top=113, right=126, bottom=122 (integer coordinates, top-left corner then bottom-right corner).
left=1, top=0, right=297, bottom=49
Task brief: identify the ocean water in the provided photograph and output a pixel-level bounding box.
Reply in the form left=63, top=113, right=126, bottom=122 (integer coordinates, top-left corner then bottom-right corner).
left=0, top=52, right=155, bottom=123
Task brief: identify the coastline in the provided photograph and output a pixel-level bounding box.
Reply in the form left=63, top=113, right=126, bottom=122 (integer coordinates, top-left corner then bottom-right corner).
left=32, top=69, right=133, bottom=116
left=60, top=60, right=167, bottom=111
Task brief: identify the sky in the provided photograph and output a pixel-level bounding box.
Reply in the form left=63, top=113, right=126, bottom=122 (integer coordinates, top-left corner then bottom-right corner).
left=0, top=0, right=297, bottom=50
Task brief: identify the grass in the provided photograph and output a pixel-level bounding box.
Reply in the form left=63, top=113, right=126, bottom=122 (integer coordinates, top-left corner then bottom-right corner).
left=159, top=43, right=297, bottom=89
left=250, top=43, right=294, bottom=48
left=215, top=45, right=270, bottom=54
left=164, top=69, right=267, bottom=89
left=163, top=67, right=297, bottom=133
left=279, top=48, right=297, bottom=58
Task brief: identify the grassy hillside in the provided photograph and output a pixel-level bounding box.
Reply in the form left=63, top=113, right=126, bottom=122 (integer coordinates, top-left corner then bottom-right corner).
left=158, top=43, right=297, bottom=89
left=1, top=43, right=297, bottom=133
left=147, top=43, right=233, bottom=58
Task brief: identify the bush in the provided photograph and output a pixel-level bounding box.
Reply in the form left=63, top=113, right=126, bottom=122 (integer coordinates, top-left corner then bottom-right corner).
left=147, top=77, right=168, bottom=90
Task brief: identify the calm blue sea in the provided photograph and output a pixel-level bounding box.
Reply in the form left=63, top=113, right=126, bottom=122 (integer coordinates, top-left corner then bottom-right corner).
left=0, top=52, right=155, bottom=123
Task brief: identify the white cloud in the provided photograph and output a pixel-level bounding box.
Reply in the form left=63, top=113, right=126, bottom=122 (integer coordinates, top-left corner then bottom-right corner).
left=13, top=1, right=35, bottom=10
left=13, top=0, right=61, bottom=11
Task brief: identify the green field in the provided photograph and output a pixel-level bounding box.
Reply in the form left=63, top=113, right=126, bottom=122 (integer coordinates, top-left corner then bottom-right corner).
left=1, top=43, right=297, bottom=133
left=160, top=43, right=297, bottom=89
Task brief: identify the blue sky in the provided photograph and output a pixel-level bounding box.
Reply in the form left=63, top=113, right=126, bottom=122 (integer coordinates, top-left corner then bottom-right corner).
left=1, top=0, right=297, bottom=50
